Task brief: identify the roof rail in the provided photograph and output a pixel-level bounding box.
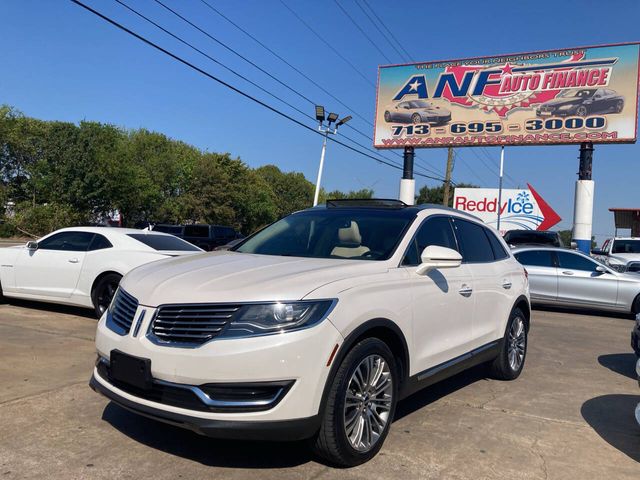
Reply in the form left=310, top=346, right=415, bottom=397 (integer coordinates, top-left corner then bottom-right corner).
left=326, top=198, right=408, bottom=209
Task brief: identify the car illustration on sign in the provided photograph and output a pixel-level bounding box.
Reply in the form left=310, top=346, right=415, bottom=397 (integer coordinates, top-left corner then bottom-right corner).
left=535, top=88, right=625, bottom=117
left=384, top=100, right=452, bottom=125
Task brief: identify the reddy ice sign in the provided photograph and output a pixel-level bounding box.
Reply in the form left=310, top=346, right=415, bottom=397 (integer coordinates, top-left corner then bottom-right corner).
left=374, top=43, right=640, bottom=148
left=453, top=185, right=561, bottom=232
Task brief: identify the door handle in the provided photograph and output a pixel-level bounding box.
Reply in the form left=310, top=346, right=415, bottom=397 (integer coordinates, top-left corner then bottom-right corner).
left=458, top=284, right=473, bottom=296
left=68, top=258, right=79, bottom=264
left=502, top=281, right=512, bottom=289
left=561, top=271, right=574, bottom=275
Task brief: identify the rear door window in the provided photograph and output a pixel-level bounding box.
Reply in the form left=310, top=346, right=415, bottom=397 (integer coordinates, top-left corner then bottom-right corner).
left=514, top=250, right=555, bottom=268
left=453, top=219, right=494, bottom=263
left=485, top=228, right=509, bottom=260
left=88, top=234, right=112, bottom=251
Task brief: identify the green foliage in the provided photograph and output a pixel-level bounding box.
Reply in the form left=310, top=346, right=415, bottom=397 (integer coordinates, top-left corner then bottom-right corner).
left=11, top=203, right=88, bottom=237
left=558, top=229, right=572, bottom=247
left=0, top=106, right=374, bottom=237
left=416, top=183, right=478, bottom=207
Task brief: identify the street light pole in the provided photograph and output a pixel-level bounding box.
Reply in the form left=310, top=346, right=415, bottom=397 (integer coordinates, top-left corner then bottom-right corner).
left=496, top=146, right=505, bottom=231
left=313, top=129, right=329, bottom=207
left=312, top=106, right=351, bottom=206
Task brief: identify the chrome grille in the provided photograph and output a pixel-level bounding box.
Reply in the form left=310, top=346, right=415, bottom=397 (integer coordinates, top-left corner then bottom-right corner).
left=150, top=304, right=241, bottom=345
left=106, top=289, right=139, bottom=335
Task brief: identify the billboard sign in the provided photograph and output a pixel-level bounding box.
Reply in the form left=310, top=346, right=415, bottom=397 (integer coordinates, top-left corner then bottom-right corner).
left=375, top=43, right=640, bottom=148
left=453, top=184, right=561, bottom=232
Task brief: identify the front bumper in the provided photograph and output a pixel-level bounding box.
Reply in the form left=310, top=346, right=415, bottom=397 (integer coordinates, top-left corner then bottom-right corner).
left=94, top=306, right=344, bottom=423
left=90, top=374, right=320, bottom=440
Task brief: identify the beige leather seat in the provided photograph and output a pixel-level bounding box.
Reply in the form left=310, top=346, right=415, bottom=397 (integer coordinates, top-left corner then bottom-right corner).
left=331, top=221, right=370, bottom=258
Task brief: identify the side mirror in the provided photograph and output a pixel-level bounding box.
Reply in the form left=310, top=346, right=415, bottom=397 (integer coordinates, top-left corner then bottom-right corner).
left=570, top=241, right=578, bottom=250
left=595, top=265, right=607, bottom=274
left=416, top=245, right=462, bottom=275
left=591, top=248, right=603, bottom=255
left=26, top=241, right=38, bottom=251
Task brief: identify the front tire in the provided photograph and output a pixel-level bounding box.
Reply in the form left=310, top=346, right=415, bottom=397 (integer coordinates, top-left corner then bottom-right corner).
left=489, top=308, right=527, bottom=380
left=615, top=100, right=624, bottom=113
left=411, top=113, right=422, bottom=124
left=384, top=111, right=391, bottom=122
left=313, top=338, right=398, bottom=467
left=576, top=106, right=588, bottom=117
left=91, top=273, right=122, bottom=318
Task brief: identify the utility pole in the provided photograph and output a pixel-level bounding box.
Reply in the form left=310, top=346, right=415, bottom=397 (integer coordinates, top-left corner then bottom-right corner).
left=442, top=147, right=454, bottom=207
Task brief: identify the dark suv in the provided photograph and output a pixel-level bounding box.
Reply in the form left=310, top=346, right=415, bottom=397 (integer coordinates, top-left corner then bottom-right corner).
left=182, top=224, right=242, bottom=251
left=503, top=230, right=564, bottom=248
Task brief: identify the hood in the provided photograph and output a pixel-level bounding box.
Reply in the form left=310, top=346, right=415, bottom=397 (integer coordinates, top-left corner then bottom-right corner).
left=120, top=251, right=389, bottom=307
left=609, top=253, right=640, bottom=264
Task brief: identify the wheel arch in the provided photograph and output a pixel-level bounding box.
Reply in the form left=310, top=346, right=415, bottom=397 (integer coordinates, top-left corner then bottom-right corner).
left=90, top=270, right=123, bottom=297
left=513, top=295, right=531, bottom=332
left=318, top=318, right=410, bottom=415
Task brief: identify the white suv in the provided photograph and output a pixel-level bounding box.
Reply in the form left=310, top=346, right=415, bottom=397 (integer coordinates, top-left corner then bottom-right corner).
left=91, top=200, right=530, bottom=466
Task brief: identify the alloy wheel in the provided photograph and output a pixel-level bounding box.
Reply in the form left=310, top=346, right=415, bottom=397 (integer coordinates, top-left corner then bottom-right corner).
left=507, top=316, right=526, bottom=371
left=343, top=354, right=393, bottom=452
left=97, top=282, right=118, bottom=315
left=576, top=106, right=587, bottom=117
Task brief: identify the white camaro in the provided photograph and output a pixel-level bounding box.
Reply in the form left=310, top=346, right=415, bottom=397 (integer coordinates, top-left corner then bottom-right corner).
left=0, top=227, right=202, bottom=317
left=91, top=200, right=530, bottom=466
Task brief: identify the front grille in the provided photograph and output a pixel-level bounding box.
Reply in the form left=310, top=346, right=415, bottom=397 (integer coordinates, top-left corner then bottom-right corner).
left=106, top=289, right=139, bottom=335
left=149, top=304, right=241, bottom=345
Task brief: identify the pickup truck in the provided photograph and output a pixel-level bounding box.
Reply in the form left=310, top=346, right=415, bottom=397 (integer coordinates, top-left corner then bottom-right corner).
left=592, top=237, right=640, bottom=273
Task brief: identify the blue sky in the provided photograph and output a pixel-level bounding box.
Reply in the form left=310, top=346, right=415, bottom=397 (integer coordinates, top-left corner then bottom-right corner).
left=1, top=0, right=639, bottom=244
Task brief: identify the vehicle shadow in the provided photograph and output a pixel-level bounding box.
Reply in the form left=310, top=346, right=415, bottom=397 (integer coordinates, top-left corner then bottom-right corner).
left=101, top=402, right=313, bottom=468
left=394, top=364, right=488, bottom=421
left=598, top=353, right=638, bottom=380
left=581, top=394, right=640, bottom=462
left=3, top=298, right=96, bottom=319
left=533, top=304, right=636, bottom=320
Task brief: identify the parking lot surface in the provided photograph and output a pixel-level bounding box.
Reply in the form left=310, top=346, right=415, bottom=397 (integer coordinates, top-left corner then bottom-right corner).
left=0, top=301, right=639, bottom=479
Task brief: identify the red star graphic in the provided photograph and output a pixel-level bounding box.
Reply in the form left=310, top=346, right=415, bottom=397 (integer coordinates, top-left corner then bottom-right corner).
left=501, top=63, right=514, bottom=75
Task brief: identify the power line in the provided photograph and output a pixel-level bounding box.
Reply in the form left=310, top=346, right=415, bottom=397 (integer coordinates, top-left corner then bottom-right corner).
left=354, top=0, right=410, bottom=63
left=278, top=0, right=375, bottom=88
left=71, top=0, right=446, bottom=183
left=332, top=0, right=392, bottom=63
left=164, top=0, right=445, bottom=179
left=129, top=1, right=443, bottom=180
left=360, top=0, right=414, bottom=62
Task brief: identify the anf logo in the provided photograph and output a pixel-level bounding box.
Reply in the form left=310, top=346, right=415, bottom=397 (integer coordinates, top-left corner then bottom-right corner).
left=393, top=75, right=428, bottom=101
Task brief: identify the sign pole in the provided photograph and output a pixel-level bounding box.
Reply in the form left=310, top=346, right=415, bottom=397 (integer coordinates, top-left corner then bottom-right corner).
left=399, top=146, right=415, bottom=205
left=572, top=142, right=595, bottom=254
left=496, top=146, right=505, bottom=231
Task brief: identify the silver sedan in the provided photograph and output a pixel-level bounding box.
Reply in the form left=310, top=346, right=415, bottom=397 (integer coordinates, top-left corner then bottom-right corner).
left=512, top=246, right=640, bottom=314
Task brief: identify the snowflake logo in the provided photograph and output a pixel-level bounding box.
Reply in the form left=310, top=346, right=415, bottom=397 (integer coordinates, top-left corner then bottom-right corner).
left=516, top=191, right=530, bottom=204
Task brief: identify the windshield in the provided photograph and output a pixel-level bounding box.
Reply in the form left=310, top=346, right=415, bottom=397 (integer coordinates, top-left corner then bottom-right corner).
left=127, top=234, right=201, bottom=251
left=409, top=100, right=432, bottom=109
left=612, top=239, right=640, bottom=254
left=234, top=209, right=414, bottom=260
left=561, top=89, right=594, bottom=98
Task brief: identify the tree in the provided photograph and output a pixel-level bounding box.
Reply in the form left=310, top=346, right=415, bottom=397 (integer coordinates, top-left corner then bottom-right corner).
left=416, top=183, right=478, bottom=207
left=255, top=164, right=314, bottom=218
left=318, top=188, right=374, bottom=203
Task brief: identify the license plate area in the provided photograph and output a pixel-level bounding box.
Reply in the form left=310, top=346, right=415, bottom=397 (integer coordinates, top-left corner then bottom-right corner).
left=110, top=349, right=153, bottom=391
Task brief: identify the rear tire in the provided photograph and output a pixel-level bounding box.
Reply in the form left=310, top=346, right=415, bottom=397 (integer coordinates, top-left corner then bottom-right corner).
left=632, top=295, right=640, bottom=315
left=91, top=273, right=122, bottom=319
left=313, top=338, right=398, bottom=467
left=489, top=308, right=527, bottom=380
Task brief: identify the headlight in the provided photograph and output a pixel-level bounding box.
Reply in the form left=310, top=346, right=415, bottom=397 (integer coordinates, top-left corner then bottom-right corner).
left=217, top=300, right=336, bottom=339
left=608, top=262, right=627, bottom=272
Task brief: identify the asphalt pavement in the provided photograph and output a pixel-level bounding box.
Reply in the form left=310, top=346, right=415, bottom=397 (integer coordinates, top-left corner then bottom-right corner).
left=0, top=300, right=639, bottom=479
